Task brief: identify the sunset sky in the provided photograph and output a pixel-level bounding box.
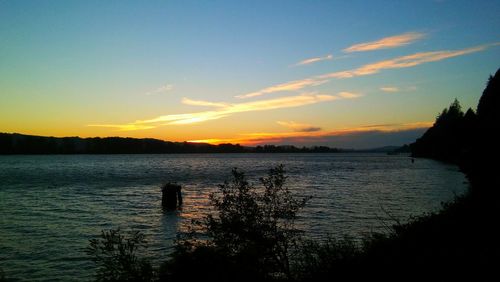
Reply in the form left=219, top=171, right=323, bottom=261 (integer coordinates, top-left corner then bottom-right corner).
left=1, top=0, right=499, bottom=148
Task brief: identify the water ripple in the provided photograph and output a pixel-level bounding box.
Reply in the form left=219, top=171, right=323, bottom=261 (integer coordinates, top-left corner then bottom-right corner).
left=0, top=153, right=467, bottom=281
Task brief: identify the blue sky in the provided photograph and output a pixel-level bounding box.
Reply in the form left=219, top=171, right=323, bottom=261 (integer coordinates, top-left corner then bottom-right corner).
left=1, top=0, right=499, bottom=148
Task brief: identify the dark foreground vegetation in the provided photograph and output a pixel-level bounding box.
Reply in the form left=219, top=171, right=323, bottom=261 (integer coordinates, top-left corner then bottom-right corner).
left=85, top=169, right=497, bottom=281
left=84, top=69, right=500, bottom=281
left=0, top=133, right=342, bottom=154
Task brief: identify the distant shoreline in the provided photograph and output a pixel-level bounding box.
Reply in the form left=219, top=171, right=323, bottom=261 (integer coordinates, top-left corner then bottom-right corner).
left=0, top=133, right=404, bottom=155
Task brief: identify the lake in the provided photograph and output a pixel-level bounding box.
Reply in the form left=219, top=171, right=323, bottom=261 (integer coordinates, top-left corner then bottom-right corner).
left=0, top=153, right=467, bottom=281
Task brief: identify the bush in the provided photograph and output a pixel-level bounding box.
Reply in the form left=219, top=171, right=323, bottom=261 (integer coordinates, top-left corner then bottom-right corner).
left=162, top=165, right=310, bottom=281
left=86, top=229, right=155, bottom=282
left=293, top=237, right=361, bottom=280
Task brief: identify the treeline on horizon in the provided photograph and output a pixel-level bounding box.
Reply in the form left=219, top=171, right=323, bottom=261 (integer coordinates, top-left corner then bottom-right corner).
left=0, top=133, right=343, bottom=154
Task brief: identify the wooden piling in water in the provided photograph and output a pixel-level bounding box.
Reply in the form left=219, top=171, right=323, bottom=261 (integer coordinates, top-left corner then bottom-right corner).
left=161, top=183, right=182, bottom=210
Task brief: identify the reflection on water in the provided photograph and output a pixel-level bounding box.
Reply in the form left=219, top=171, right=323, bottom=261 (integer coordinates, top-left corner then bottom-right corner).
left=0, top=153, right=467, bottom=281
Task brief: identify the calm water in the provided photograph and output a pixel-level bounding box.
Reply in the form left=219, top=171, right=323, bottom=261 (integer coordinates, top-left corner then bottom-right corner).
left=0, top=153, right=467, bottom=281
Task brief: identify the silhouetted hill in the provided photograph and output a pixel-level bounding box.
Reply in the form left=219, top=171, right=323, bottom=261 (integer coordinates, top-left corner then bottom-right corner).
left=0, top=133, right=342, bottom=154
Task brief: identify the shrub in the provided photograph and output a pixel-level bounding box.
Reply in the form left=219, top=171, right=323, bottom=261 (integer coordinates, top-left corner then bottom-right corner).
left=293, top=237, right=361, bottom=281
left=163, top=165, right=310, bottom=281
left=86, top=229, right=155, bottom=282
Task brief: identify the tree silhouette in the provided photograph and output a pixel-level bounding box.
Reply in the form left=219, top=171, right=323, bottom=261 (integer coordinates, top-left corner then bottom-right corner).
left=411, top=98, right=466, bottom=162
left=477, top=69, right=500, bottom=126
left=411, top=67, right=500, bottom=193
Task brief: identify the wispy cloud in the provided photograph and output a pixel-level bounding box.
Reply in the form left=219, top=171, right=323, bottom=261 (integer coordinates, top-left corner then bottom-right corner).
left=138, top=93, right=339, bottom=125
left=236, top=43, right=497, bottom=99
left=182, top=97, right=228, bottom=107
left=337, top=91, right=363, bottom=99
left=277, top=121, right=322, bottom=132
left=90, top=43, right=497, bottom=132
left=380, top=86, right=400, bottom=93
left=343, top=32, right=426, bottom=53
left=380, top=86, right=417, bottom=93
left=188, top=121, right=433, bottom=146
left=322, top=44, right=495, bottom=79
left=145, top=84, right=174, bottom=95
left=295, top=54, right=333, bottom=66
left=89, top=92, right=359, bottom=130
left=236, top=78, right=329, bottom=99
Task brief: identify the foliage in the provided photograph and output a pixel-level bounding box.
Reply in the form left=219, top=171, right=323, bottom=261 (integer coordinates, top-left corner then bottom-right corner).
left=293, top=237, right=360, bottom=281
left=410, top=98, right=470, bottom=162
left=159, top=243, right=250, bottom=282
left=162, top=165, right=310, bottom=281
left=208, top=165, right=309, bottom=278
left=86, top=229, right=155, bottom=282
left=411, top=68, right=500, bottom=193
left=411, top=75, right=487, bottom=163
left=477, top=69, right=500, bottom=125
left=292, top=191, right=499, bottom=280
left=298, top=69, right=500, bottom=280
left=412, top=68, right=500, bottom=162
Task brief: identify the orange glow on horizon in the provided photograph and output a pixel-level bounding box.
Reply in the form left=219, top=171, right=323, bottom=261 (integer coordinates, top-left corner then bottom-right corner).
left=187, top=121, right=433, bottom=146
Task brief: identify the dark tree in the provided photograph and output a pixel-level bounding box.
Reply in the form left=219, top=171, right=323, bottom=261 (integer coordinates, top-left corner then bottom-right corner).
left=477, top=69, right=500, bottom=126
left=411, top=67, right=500, bottom=192
left=410, top=98, right=466, bottom=162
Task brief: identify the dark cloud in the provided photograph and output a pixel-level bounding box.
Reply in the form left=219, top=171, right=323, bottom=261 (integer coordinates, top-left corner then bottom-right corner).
left=297, top=126, right=322, bottom=132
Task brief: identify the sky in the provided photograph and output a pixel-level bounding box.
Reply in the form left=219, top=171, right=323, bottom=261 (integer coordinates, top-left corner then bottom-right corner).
left=1, top=0, right=499, bottom=148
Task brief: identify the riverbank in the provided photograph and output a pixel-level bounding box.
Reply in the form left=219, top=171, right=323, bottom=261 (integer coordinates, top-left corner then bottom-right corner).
left=296, top=173, right=497, bottom=280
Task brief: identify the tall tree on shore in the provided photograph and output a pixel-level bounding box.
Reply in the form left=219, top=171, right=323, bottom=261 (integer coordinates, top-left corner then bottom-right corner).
left=411, top=68, right=500, bottom=192
left=477, top=69, right=500, bottom=126
left=411, top=68, right=500, bottom=163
